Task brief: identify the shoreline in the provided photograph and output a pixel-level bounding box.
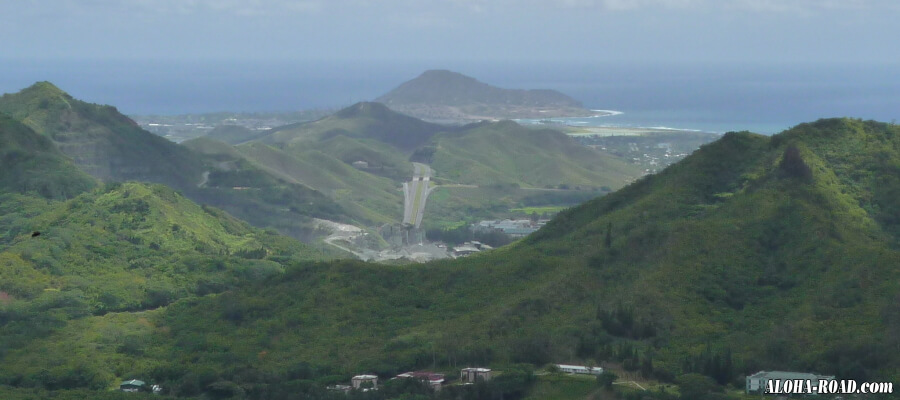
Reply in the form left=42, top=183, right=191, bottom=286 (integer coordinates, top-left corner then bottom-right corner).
left=515, top=111, right=724, bottom=136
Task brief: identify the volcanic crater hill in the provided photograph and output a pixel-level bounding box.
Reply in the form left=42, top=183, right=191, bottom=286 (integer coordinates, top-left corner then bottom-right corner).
left=375, top=69, right=595, bottom=122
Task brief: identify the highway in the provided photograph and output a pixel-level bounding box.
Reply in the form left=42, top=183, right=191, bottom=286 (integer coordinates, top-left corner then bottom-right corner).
left=402, top=162, right=434, bottom=228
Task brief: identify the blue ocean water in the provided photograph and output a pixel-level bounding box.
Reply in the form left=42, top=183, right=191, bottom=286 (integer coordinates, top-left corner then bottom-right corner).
left=1, top=59, right=896, bottom=135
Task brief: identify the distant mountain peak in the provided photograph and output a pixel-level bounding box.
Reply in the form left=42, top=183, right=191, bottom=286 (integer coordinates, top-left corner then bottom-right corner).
left=17, top=81, right=70, bottom=99
left=334, top=101, right=395, bottom=119
left=374, top=69, right=589, bottom=122
left=416, top=69, right=480, bottom=82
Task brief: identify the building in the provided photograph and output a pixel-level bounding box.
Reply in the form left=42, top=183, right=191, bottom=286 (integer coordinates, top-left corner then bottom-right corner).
left=746, top=371, right=836, bottom=394
left=351, top=374, right=378, bottom=390
left=352, top=160, right=369, bottom=169
left=451, top=243, right=481, bottom=257
left=474, top=219, right=548, bottom=238
left=460, top=368, right=492, bottom=383
left=396, top=371, right=445, bottom=390
left=119, top=379, right=146, bottom=392
left=555, top=364, right=603, bottom=375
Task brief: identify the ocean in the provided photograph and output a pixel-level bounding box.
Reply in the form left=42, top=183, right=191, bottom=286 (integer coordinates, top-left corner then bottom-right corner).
left=1, top=59, right=896, bottom=135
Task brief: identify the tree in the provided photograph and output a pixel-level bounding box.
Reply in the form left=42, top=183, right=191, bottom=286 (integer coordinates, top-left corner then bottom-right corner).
left=676, top=373, right=718, bottom=400
left=779, top=145, right=813, bottom=181
left=597, top=371, right=617, bottom=390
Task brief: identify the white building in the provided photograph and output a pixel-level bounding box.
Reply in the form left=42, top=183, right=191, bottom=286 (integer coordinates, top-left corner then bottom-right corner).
left=555, top=364, right=603, bottom=375
left=745, top=371, right=835, bottom=394
left=351, top=375, right=378, bottom=390
left=460, top=368, right=492, bottom=383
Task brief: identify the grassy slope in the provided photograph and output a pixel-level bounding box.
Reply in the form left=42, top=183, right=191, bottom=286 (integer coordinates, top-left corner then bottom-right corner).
left=307, top=134, right=413, bottom=181
left=0, top=180, right=329, bottom=391
left=236, top=142, right=402, bottom=224
left=0, top=182, right=322, bottom=310
left=261, top=102, right=445, bottom=151
left=0, top=82, right=206, bottom=189
left=181, top=137, right=349, bottom=236
left=0, top=84, right=350, bottom=242
left=428, top=121, right=640, bottom=189
left=0, top=114, right=97, bottom=199
left=4, top=119, right=900, bottom=397
left=205, top=124, right=267, bottom=145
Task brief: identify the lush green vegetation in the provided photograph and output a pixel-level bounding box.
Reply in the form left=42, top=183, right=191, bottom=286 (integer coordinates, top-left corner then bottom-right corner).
left=0, top=82, right=206, bottom=189
left=182, top=137, right=351, bottom=238
left=0, top=115, right=97, bottom=199
left=424, top=121, right=640, bottom=189
left=5, top=86, right=897, bottom=400
left=235, top=142, right=403, bottom=224
left=206, top=125, right=267, bottom=145
left=522, top=374, right=599, bottom=400
left=0, top=84, right=352, bottom=243
left=0, top=179, right=330, bottom=395
left=6, top=118, right=898, bottom=399
left=261, top=102, right=445, bottom=151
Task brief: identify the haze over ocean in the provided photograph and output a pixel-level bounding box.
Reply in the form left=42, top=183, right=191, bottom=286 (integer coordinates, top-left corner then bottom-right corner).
left=1, top=58, right=896, bottom=135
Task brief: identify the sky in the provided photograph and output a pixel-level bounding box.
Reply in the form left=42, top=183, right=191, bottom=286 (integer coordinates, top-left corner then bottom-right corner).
left=2, top=0, right=899, bottom=65
left=0, top=0, right=897, bottom=127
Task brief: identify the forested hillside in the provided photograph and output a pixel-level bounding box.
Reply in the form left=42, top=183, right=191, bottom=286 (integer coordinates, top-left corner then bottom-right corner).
left=2, top=119, right=897, bottom=399
left=0, top=114, right=96, bottom=199
left=0, top=82, right=205, bottom=189
left=0, top=83, right=352, bottom=240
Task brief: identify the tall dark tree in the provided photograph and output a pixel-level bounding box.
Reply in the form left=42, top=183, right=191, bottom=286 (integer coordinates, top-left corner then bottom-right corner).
left=779, top=145, right=813, bottom=181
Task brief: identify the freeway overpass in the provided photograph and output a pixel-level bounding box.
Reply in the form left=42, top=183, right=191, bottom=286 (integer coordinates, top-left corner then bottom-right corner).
left=402, top=162, right=435, bottom=228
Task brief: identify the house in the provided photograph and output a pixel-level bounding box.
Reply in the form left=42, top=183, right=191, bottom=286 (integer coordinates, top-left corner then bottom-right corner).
left=473, top=219, right=547, bottom=238
left=746, top=371, right=836, bottom=395
left=326, top=384, right=352, bottom=393
left=119, top=379, right=146, bottom=392
left=395, top=371, right=445, bottom=390
left=352, top=160, right=369, bottom=169
left=351, top=374, right=378, bottom=390
left=555, top=364, right=603, bottom=375
left=460, top=367, right=492, bottom=383
left=451, top=244, right=481, bottom=257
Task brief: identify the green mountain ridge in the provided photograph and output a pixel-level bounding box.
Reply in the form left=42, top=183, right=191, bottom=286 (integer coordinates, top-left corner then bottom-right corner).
left=205, top=124, right=268, bottom=145
left=235, top=141, right=403, bottom=224
left=422, top=120, right=640, bottom=189
left=0, top=83, right=350, bottom=241
left=0, top=82, right=206, bottom=190
left=261, top=101, right=446, bottom=151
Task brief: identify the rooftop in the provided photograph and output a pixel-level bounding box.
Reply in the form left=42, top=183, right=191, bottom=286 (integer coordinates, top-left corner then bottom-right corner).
left=747, top=371, right=834, bottom=380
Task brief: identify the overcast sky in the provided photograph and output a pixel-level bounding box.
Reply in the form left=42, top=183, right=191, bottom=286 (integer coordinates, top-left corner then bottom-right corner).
left=3, top=0, right=899, bottom=65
